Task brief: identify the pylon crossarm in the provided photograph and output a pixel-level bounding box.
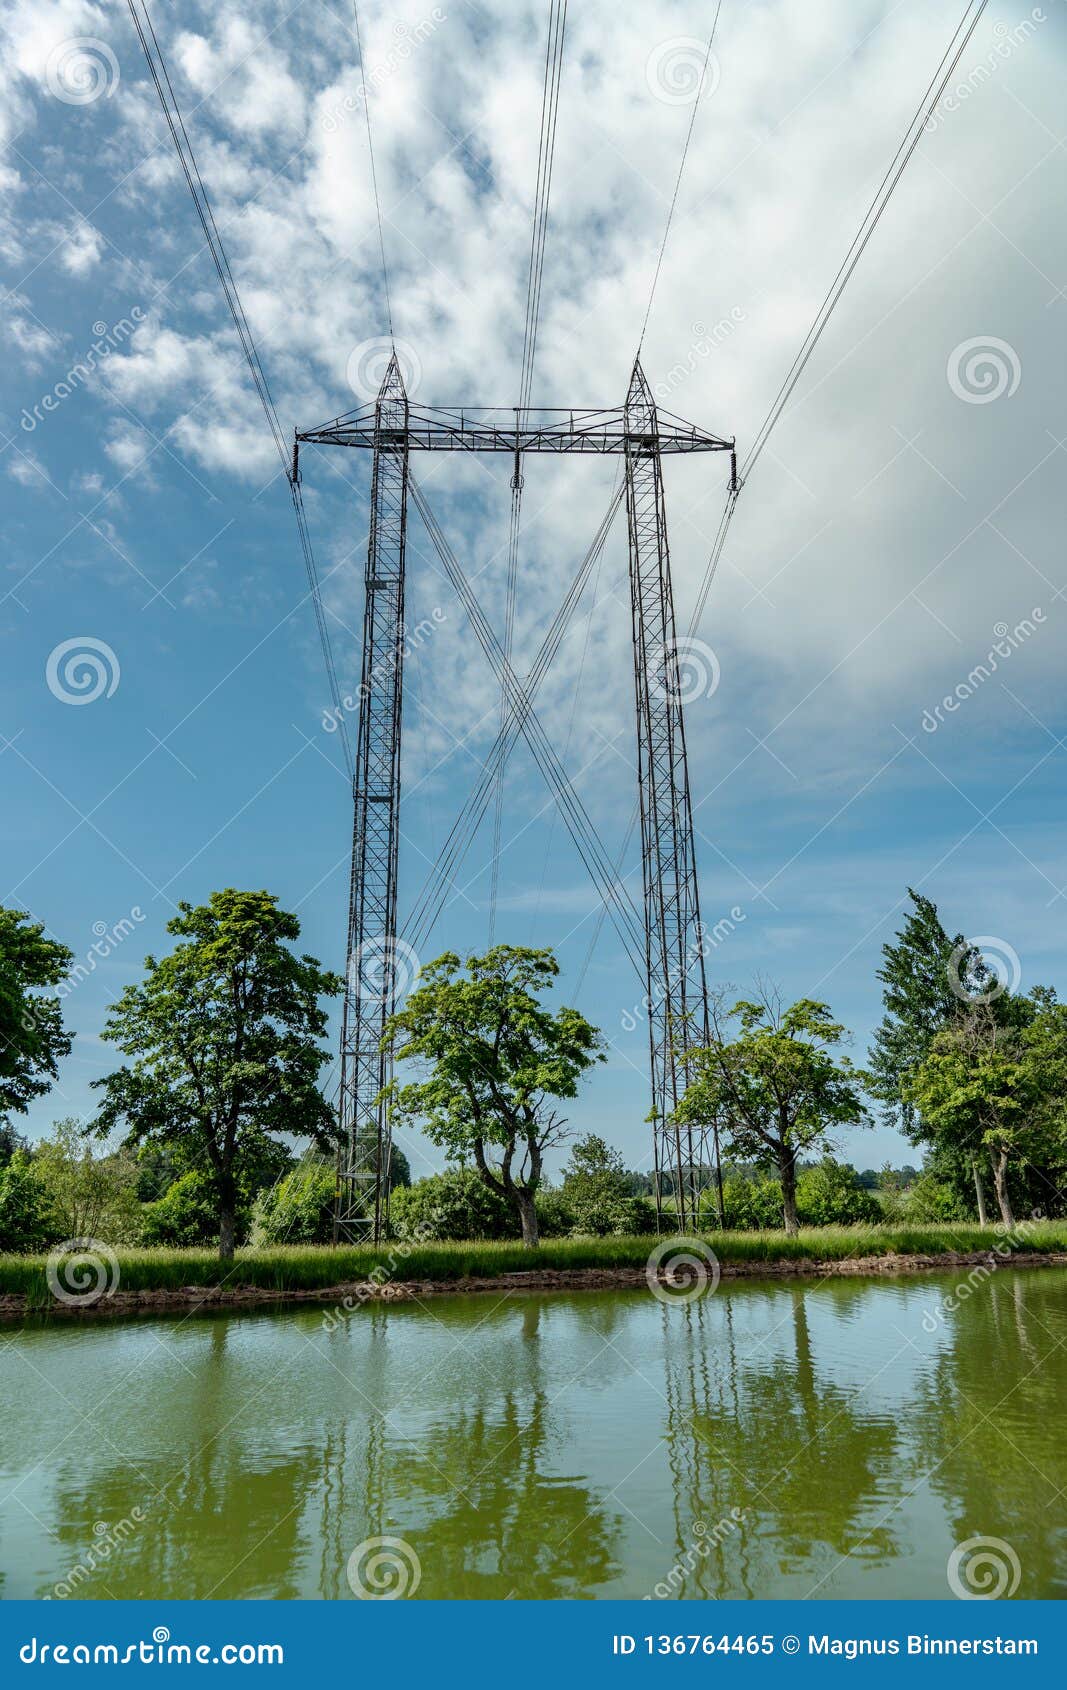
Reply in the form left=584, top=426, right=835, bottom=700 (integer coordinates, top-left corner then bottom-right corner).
left=298, top=402, right=733, bottom=457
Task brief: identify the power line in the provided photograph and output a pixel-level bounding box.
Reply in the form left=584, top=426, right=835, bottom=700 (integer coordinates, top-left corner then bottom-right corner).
left=489, top=0, right=569, bottom=943
left=126, top=0, right=355, bottom=779
left=637, top=0, right=724, bottom=354
left=351, top=1, right=394, bottom=340
left=409, top=475, right=647, bottom=977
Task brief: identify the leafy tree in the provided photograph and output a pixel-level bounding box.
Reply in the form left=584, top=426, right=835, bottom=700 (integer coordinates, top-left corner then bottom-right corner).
left=868, top=889, right=980, bottom=1134
left=0, top=1149, right=49, bottom=1253
left=384, top=947, right=604, bottom=1248
left=34, top=1118, right=141, bottom=1243
left=93, top=890, right=341, bottom=1259
left=795, top=1159, right=881, bottom=1227
left=676, top=991, right=869, bottom=1234
left=903, top=1008, right=1048, bottom=1225
left=251, top=1159, right=336, bottom=1246
left=0, top=1121, right=28, bottom=1170
left=559, top=1134, right=653, bottom=1236
left=389, top=1166, right=514, bottom=1241
left=0, top=907, right=73, bottom=1127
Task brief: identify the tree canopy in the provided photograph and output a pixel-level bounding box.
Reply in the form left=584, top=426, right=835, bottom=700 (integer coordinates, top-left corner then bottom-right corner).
left=93, top=889, right=341, bottom=1258
left=384, top=945, right=604, bottom=1247
left=676, top=991, right=869, bottom=1233
left=0, top=906, right=72, bottom=1127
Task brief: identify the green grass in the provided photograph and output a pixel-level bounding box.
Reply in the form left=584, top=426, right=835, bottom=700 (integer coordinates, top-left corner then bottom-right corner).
left=4, top=1221, right=1067, bottom=1311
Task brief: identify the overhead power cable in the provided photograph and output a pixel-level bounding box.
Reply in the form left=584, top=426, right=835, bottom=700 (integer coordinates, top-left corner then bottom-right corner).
left=351, top=1, right=394, bottom=339
left=408, top=475, right=647, bottom=979
left=489, top=0, right=569, bottom=943
left=637, top=0, right=724, bottom=353
left=126, top=0, right=354, bottom=778
left=404, top=481, right=626, bottom=955
left=582, top=0, right=992, bottom=988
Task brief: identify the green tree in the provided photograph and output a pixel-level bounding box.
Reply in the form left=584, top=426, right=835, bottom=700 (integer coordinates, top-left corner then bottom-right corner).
left=384, top=946, right=604, bottom=1248
left=93, top=890, right=341, bottom=1259
left=903, top=1008, right=1047, bottom=1225
left=559, top=1134, right=654, bottom=1235
left=389, top=1166, right=516, bottom=1242
left=0, top=907, right=73, bottom=1128
left=0, top=1121, right=28, bottom=1170
left=795, top=1159, right=881, bottom=1227
left=0, top=1148, right=48, bottom=1253
left=34, top=1118, right=141, bottom=1243
left=867, top=890, right=982, bottom=1131
left=676, top=992, right=869, bottom=1235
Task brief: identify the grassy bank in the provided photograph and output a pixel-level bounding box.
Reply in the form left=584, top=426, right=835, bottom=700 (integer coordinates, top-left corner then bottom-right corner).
left=4, top=1221, right=1067, bottom=1311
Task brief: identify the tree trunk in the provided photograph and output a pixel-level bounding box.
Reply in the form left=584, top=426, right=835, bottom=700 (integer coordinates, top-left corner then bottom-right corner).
left=779, top=1148, right=799, bottom=1236
left=218, top=1169, right=237, bottom=1261
left=516, top=1189, right=540, bottom=1249
left=972, top=1160, right=988, bottom=1226
left=990, top=1148, right=1014, bottom=1228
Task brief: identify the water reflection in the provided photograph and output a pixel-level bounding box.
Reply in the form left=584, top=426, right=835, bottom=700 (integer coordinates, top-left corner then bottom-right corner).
left=1, top=1267, right=1063, bottom=1599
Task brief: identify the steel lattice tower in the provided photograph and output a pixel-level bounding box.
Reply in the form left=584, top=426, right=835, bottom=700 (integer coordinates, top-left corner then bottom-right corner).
left=299, top=359, right=732, bottom=1240
left=624, top=360, right=712, bottom=1229
left=335, top=353, right=410, bottom=1241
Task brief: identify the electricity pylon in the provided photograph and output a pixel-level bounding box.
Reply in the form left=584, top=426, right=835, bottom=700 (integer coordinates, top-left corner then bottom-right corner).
left=297, top=356, right=734, bottom=1239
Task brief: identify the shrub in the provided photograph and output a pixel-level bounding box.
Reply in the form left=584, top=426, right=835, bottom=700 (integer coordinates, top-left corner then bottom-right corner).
left=389, top=1168, right=515, bottom=1242
left=0, top=1150, right=49, bottom=1253
left=251, top=1161, right=336, bottom=1246
left=903, top=1170, right=972, bottom=1222
left=702, top=1173, right=784, bottom=1231
left=560, top=1134, right=652, bottom=1235
left=141, top=1169, right=251, bottom=1248
left=33, top=1120, right=141, bottom=1244
left=535, top=1187, right=575, bottom=1238
left=796, top=1160, right=882, bottom=1227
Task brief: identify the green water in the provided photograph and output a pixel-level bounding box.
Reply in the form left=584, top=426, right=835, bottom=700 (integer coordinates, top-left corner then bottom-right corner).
left=2, top=1267, right=1066, bottom=1600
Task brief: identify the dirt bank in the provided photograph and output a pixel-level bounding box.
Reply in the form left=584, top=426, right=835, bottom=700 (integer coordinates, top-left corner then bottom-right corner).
left=5, top=1247, right=1067, bottom=1322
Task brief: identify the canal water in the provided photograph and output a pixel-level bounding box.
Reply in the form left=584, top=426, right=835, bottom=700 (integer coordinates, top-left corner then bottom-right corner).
left=2, top=1267, right=1065, bottom=1600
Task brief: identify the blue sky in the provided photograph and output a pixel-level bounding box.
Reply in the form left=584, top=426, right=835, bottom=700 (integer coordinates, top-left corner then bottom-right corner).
left=2, top=0, right=1065, bottom=1181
